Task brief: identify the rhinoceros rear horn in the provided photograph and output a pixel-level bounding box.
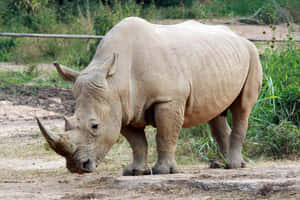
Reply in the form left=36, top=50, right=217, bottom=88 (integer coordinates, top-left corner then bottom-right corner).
left=53, top=62, right=80, bottom=82
left=63, top=116, right=77, bottom=131
left=36, top=117, right=76, bottom=157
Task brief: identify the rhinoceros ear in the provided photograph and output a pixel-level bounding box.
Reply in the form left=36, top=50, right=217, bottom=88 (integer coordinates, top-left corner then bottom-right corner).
left=53, top=62, right=80, bottom=82
left=102, top=53, right=118, bottom=77
left=87, top=53, right=118, bottom=89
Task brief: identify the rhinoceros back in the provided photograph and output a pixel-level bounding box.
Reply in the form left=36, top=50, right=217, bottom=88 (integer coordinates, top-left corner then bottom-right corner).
left=130, top=19, right=250, bottom=127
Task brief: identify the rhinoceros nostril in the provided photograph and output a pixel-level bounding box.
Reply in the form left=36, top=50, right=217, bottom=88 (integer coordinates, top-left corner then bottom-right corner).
left=83, top=159, right=90, bottom=168
left=81, top=159, right=93, bottom=172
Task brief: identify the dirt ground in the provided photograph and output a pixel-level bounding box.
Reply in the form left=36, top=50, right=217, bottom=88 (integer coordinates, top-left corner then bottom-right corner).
left=0, top=22, right=300, bottom=200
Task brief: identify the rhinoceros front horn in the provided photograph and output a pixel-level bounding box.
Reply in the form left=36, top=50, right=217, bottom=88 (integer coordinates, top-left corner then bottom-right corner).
left=36, top=117, right=76, bottom=157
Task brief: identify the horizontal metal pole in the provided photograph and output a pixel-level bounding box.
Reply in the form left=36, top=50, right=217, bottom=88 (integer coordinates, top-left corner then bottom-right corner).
left=0, top=33, right=104, bottom=39
left=0, top=32, right=299, bottom=42
left=248, top=38, right=300, bottom=42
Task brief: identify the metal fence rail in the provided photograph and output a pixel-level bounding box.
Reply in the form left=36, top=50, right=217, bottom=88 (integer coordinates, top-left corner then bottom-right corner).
left=247, top=38, right=300, bottom=42
left=0, top=32, right=299, bottom=42
left=0, top=33, right=104, bottom=39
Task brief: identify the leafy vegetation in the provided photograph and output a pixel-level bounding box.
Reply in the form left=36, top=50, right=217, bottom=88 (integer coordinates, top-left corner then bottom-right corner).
left=246, top=40, right=300, bottom=159
left=1, top=0, right=298, bottom=65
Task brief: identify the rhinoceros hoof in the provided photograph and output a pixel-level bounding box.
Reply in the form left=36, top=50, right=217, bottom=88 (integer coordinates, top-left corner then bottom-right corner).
left=225, top=160, right=247, bottom=169
left=122, top=164, right=151, bottom=176
left=152, top=164, right=178, bottom=175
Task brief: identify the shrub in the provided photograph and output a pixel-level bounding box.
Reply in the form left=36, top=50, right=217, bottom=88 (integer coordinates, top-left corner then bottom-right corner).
left=245, top=121, right=300, bottom=159
left=94, top=0, right=143, bottom=35
left=0, top=38, right=17, bottom=61
left=256, top=42, right=300, bottom=126
left=246, top=40, right=300, bottom=159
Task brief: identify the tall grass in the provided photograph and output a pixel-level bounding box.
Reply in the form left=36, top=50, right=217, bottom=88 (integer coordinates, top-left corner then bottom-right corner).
left=245, top=40, right=300, bottom=159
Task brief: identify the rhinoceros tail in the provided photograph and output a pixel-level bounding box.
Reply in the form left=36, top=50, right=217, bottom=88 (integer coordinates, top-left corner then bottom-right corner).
left=220, top=109, right=228, bottom=117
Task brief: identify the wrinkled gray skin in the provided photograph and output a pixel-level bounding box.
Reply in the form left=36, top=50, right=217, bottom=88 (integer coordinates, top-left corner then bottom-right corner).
left=37, top=17, right=262, bottom=175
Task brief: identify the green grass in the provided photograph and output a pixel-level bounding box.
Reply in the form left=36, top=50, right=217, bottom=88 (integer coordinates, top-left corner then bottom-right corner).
left=245, top=41, right=300, bottom=159
left=0, top=68, right=72, bottom=89
left=0, top=70, right=37, bottom=86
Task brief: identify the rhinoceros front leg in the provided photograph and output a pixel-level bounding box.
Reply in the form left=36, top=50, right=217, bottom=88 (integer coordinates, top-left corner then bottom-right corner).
left=121, top=127, right=151, bottom=176
left=152, top=102, right=184, bottom=174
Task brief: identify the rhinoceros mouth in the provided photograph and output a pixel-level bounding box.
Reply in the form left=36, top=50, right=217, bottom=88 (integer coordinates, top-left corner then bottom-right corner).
left=37, top=117, right=106, bottom=174
left=66, top=156, right=97, bottom=174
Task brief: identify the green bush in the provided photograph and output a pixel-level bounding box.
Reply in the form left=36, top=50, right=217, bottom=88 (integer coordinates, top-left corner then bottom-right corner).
left=0, top=0, right=98, bottom=67
left=246, top=41, right=300, bottom=159
left=245, top=121, right=300, bottom=159
left=0, top=38, right=17, bottom=61
left=256, top=43, right=300, bottom=126
left=158, top=0, right=297, bottom=20
left=94, top=0, right=143, bottom=35
left=160, top=6, right=186, bottom=19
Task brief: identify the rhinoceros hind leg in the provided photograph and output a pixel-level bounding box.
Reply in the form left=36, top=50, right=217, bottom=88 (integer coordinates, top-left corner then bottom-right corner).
left=208, top=115, right=231, bottom=168
left=226, top=108, right=249, bottom=169
left=226, top=46, right=262, bottom=169
left=152, top=102, right=184, bottom=175
left=121, top=127, right=151, bottom=176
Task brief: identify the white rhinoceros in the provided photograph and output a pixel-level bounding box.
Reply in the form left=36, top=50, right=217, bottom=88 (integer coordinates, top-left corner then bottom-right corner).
left=36, top=17, right=262, bottom=175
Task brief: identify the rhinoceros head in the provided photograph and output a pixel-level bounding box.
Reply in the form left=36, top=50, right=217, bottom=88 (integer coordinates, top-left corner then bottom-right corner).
left=37, top=54, right=122, bottom=174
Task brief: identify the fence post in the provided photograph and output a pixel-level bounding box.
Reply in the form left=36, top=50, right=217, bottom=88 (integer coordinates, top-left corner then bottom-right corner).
left=86, top=39, right=90, bottom=53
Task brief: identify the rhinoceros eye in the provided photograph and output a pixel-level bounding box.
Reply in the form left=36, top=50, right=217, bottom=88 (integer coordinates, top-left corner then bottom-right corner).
left=91, top=123, right=98, bottom=130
